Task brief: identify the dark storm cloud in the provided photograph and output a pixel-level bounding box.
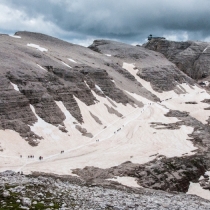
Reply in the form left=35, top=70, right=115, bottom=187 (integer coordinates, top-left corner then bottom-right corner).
left=1, top=0, right=210, bottom=44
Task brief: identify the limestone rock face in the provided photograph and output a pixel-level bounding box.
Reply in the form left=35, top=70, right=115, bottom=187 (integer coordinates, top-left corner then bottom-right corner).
left=144, top=39, right=210, bottom=80
left=0, top=32, right=136, bottom=145
left=89, top=40, right=194, bottom=92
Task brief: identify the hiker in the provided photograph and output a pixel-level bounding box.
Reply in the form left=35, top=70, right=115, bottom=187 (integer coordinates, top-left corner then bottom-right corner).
left=20, top=155, right=22, bottom=158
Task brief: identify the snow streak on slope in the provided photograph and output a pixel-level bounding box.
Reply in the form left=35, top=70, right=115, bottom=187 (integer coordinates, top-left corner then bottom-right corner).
left=68, top=58, right=77, bottom=63
left=61, top=61, right=72, bottom=68
left=37, top=64, right=47, bottom=71
left=9, top=35, right=21, bottom=38
left=27, top=43, right=48, bottom=52
left=10, top=82, right=20, bottom=92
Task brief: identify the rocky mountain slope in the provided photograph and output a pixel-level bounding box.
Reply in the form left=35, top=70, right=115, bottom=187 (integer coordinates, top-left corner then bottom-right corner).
left=144, top=39, right=210, bottom=82
left=1, top=31, right=210, bottom=208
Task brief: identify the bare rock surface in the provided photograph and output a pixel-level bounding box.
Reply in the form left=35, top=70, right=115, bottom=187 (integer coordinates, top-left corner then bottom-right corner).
left=144, top=39, right=210, bottom=82
left=0, top=171, right=210, bottom=210
left=89, top=40, right=194, bottom=92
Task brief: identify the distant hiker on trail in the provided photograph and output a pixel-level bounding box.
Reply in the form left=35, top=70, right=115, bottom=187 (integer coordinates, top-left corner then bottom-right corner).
left=20, top=155, right=22, bottom=158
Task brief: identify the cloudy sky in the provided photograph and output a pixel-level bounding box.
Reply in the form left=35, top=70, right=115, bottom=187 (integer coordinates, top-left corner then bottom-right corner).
left=0, top=0, right=210, bottom=46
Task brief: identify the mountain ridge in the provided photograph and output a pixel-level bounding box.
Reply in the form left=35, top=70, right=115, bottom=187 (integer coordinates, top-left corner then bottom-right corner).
left=1, top=31, right=210, bottom=206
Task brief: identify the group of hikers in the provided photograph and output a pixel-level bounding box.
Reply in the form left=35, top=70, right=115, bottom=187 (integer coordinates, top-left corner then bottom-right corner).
left=20, top=150, right=65, bottom=160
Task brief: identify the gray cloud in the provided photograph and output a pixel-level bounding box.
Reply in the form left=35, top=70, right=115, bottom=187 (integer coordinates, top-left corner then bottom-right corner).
left=1, top=0, right=210, bottom=45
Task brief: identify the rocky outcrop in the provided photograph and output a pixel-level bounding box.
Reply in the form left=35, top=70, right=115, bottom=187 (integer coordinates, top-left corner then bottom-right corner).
left=89, top=40, right=195, bottom=92
left=144, top=39, right=210, bottom=80
left=1, top=171, right=210, bottom=210
left=138, top=65, right=194, bottom=92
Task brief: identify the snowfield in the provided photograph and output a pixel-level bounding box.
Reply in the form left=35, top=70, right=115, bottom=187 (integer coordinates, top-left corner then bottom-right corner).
left=0, top=80, right=198, bottom=174
left=1, top=61, right=210, bottom=200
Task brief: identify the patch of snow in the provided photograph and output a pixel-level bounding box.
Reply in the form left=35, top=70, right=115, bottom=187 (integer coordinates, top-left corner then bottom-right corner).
left=27, top=43, right=48, bottom=52
left=111, top=80, right=115, bottom=83
left=187, top=181, right=210, bottom=200
left=37, top=64, right=47, bottom=72
left=10, top=82, right=20, bottom=92
left=55, top=101, right=77, bottom=129
left=95, top=84, right=104, bottom=93
left=107, top=176, right=142, bottom=188
left=203, top=46, right=209, bottom=53
left=205, top=171, right=210, bottom=176
left=105, top=54, right=111, bottom=57
left=84, top=81, right=91, bottom=89
left=68, top=58, right=77, bottom=63
left=9, top=35, right=21, bottom=38
left=62, top=62, right=72, bottom=68
left=30, top=105, right=61, bottom=141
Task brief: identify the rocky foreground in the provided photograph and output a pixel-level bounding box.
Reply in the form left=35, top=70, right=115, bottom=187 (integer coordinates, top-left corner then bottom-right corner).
left=1, top=171, right=210, bottom=210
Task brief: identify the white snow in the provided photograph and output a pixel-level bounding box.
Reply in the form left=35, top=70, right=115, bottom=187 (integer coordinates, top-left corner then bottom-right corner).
left=95, top=84, right=103, bottom=93
left=203, top=46, right=209, bottom=53
left=122, top=62, right=179, bottom=100
left=105, top=54, right=112, bottom=57
left=62, top=62, right=72, bottom=68
left=187, top=181, right=210, bottom=200
left=123, top=62, right=210, bottom=124
left=68, top=58, right=77, bottom=63
left=37, top=64, right=47, bottom=72
left=108, top=176, right=142, bottom=188
left=27, top=43, right=48, bottom=52
left=0, top=63, right=203, bottom=177
left=9, top=35, right=21, bottom=38
left=55, top=101, right=77, bottom=129
left=30, top=105, right=62, bottom=141
left=111, top=80, right=115, bottom=83
left=10, top=82, right=20, bottom=92
left=0, top=92, right=197, bottom=175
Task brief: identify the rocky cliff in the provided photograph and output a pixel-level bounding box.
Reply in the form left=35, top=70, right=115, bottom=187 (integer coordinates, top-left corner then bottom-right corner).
left=144, top=39, right=210, bottom=82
